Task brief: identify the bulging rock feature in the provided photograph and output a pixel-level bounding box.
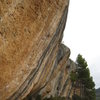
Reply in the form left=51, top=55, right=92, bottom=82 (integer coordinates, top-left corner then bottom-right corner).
left=0, top=0, right=77, bottom=100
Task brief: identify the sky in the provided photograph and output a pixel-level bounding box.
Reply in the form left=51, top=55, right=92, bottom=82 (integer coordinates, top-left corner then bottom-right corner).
left=63, top=0, right=100, bottom=89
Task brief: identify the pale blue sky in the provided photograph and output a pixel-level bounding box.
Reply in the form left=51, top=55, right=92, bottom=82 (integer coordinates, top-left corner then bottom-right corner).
left=63, top=0, right=100, bottom=89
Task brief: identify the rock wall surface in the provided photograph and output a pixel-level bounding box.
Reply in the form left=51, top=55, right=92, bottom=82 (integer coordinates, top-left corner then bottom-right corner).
left=0, top=0, right=77, bottom=100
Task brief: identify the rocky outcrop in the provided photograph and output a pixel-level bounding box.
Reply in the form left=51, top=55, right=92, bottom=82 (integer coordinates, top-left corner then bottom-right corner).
left=38, top=59, right=77, bottom=99
left=0, top=0, right=77, bottom=100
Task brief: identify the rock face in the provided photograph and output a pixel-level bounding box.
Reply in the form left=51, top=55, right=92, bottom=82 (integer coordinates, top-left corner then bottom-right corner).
left=0, top=0, right=76, bottom=100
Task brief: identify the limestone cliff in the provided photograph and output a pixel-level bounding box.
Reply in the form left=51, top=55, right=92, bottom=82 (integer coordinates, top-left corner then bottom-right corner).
left=0, top=0, right=77, bottom=100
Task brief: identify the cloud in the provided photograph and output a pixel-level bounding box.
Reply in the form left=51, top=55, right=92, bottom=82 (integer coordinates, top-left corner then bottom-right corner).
left=89, top=57, right=100, bottom=88
left=63, top=0, right=100, bottom=89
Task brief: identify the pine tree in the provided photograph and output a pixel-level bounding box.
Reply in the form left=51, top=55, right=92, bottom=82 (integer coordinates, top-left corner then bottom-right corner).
left=76, top=54, right=96, bottom=100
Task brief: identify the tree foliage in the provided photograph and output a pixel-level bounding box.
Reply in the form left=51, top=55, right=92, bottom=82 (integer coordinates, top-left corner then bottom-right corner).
left=43, top=96, right=66, bottom=100
left=72, top=94, right=81, bottom=100
left=76, top=54, right=87, bottom=69
left=75, top=54, right=96, bottom=100
left=70, top=71, right=78, bottom=83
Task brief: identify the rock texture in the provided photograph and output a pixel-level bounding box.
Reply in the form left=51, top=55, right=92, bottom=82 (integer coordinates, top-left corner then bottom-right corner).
left=38, top=59, right=77, bottom=99
left=0, top=0, right=77, bottom=100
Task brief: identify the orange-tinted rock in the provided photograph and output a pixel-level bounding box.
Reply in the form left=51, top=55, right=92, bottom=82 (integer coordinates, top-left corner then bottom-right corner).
left=0, top=0, right=70, bottom=100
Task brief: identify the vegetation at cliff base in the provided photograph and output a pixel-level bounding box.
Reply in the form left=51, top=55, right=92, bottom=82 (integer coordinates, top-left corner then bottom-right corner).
left=70, top=54, right=96, bottom=100
left=43, top=96, right=66, bottom=100
left=35, top=95, right=66, bottom=100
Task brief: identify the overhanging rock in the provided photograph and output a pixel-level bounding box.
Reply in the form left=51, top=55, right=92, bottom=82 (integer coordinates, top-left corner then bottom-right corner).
left=0, top=0, right=77, bottom=100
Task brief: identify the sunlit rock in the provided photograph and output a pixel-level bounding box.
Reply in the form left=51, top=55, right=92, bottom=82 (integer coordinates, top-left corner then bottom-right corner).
left=0, top=0, right=77, bottom=100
